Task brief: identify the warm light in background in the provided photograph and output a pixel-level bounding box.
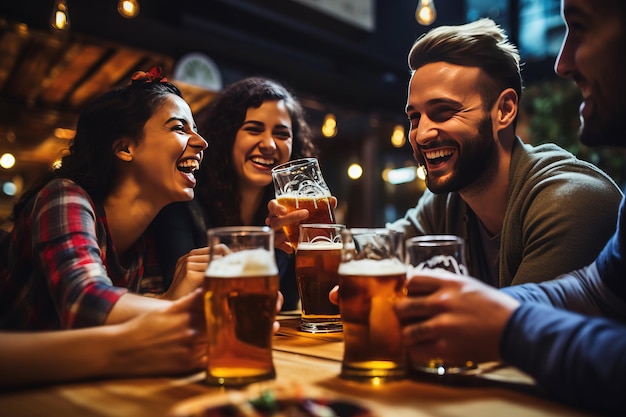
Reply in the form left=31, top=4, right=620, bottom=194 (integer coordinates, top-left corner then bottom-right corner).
left=390, top=124, right=406, bottom=148
left=347, top=163, right=363, bottom=180
left=321, top=113, right=337, bottom=138
left=54, top=127, right=75, bottom=140
left=417, top=165, right=427, bottom=180
left=54, top=127, right=76, bottom=140
left=382, top=166, right=418, bottom=185
left=0, top=153, right=16, bottom=170
left=52, top=159, right=63, bottom=170
left=416, top=0, right=437, bottom=26
left=50, top=0, right=70, bottom=31
left=118, top=0, right=140, bottom=19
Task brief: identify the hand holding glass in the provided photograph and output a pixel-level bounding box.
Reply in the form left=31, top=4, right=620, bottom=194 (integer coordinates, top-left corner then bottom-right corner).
left=296, top=223, right=345, bottom=333
left=271, top=158, right=335, bottom=248
left=203, top=226, right=279, bottom=386
left=338, top=228, right=407, bottom=382
left=404, top=235, right=475, bottom=375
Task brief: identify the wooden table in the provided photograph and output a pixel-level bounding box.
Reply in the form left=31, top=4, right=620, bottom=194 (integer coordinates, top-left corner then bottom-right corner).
left=0, top=315, right=600, bottom=417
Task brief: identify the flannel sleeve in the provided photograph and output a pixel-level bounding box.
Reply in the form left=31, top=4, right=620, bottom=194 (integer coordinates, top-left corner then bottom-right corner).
left=32, top=180, right=127, bottom=328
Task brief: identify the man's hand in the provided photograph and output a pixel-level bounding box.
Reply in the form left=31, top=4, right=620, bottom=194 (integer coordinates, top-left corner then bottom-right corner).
left=395, top=269, right=520, bottom=365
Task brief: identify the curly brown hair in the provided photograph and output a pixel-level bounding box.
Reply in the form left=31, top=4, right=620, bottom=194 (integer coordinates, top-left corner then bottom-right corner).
left=194, top=77, right=317, bottom=226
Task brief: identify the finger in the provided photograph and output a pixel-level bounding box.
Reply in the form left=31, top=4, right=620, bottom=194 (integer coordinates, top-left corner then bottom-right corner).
left=168, top=288, right=203, bottom=313
left=269, top=210, right=309, bottom=230
left=405, top=269, right=458, bottom=295
left=329, top=285, right=339, bottom=305
left=188, top=246, right=209, bottom=256
left=185, top=260, right=209, bottom=272
left=395, top=295, right=440, bottom=322
left=211, top=243, right=231, bottom=256
left=267, top=199, right=288, bottom=216
left=402, top=321, right=436, bottom=346
left=276, top=291, right=284, bottom=312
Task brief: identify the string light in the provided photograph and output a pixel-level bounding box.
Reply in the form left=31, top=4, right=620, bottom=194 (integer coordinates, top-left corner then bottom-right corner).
left=50, top=0, right=70, bottom=31
left=416, top=0, right=437, bottom=26
left=118, top=0, right=140, bottom=19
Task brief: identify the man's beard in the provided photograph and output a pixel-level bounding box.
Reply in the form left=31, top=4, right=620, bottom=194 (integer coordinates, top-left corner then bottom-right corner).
left=425, top=116, right=499, bottom=194
left=579, top=104, right=625, bottom=148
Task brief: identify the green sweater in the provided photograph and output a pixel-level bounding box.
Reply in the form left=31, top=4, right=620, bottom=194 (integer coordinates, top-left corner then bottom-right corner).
left=391, top=137, right=623, bottom=287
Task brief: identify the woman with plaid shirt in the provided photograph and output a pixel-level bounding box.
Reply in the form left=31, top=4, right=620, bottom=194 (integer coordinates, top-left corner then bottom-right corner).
left=0, top=68, right=208, bottom=330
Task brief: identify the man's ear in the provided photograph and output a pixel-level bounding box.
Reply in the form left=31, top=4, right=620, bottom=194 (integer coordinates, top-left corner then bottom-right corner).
left=495, top=88, right=518, bottom=129
left=113, top=138, right=133, bottom=162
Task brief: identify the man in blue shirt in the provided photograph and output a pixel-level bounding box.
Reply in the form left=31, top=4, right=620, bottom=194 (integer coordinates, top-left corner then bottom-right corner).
left=396, top=0, right=626, bottom=414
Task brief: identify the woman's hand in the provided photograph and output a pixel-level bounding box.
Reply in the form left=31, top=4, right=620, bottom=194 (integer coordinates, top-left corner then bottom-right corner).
left=107, top=288, right=207, bottom=377
left=166, top=247, right=210, bottom=299
left=265, top=197, right=338, bottom=254
left=265, top=199, right=308, bottom=254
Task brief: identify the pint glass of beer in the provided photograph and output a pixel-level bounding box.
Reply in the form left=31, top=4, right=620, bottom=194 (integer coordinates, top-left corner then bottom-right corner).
left=337, top=228, right=408, bottom=382
left=271, top=158, right=335, bottom=248
left=296, top=223, right=345, bottom=333
left=405, top=235, right=475, bottom=375
left=203, top=226, right=279, bottom=386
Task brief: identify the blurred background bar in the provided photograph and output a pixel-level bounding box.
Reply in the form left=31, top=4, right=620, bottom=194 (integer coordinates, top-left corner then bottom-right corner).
left=1, top=0, right=624, bottom=226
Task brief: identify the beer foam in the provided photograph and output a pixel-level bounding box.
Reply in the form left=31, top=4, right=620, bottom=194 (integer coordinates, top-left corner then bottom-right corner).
left=297, top=242, right=342, bottom=251
left=338, top=258, right=407, bottom=276
left=205, top=248, right=278, bottom=277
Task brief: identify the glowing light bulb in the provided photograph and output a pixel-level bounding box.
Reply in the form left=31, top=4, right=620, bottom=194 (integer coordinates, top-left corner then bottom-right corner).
left=50, top=0, right=70, bottom=31
left=390, top=124, right=406, bottom=148
left=347, top=163, right=363, bottom=180
left=0, top=153, right=16, bottom=169
left=416, top=0, right=437, bottom=26
left=118, top=0, right=140, bottom=19
left=322, top=113, right=337, bottom=138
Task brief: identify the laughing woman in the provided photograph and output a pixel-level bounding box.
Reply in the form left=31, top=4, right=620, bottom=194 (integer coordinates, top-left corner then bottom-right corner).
left=0, top=68, right=209, bottom=330
left=152, top=77, right=317, bottom=310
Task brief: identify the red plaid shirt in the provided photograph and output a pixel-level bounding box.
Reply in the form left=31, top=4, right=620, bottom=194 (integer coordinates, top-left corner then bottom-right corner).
left=0, top=179, right=164, bottom=330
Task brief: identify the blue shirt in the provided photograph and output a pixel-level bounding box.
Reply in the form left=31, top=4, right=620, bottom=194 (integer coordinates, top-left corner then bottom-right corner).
left=502, top=196, right=626, bottom=415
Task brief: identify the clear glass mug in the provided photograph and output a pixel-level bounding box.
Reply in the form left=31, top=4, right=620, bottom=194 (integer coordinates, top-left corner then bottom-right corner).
left=337, top=228, right=408, bottom=382
left=404, top=235, right=475, bottom=375
left=271, top=158, right=335, bottom=249
left=203, top=226, right=279, bottom=386
left=295, top=223, right=345, bottom=333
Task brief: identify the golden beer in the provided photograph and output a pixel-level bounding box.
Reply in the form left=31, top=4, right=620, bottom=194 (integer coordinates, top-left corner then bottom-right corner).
left=278, top=195, right=335, bottom=247
left=296, top=241, right=342, bottom=332
left=337, top=258, right=407, bottom=381
left=204, top=248, right=279, bottom=386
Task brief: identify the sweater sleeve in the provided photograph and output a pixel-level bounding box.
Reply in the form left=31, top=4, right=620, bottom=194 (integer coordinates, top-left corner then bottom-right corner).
left=506, top=168, right=622, bottom=287
left=501, top=303, right=626, bottom=415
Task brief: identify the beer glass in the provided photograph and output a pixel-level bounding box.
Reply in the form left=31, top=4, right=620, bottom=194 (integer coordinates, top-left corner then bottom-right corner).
left=203, top=226, right=279, bottom=386
left=337, top=228, right=408, bottom=382
left=296, top=223, right=345, bottom=333
left=271, top=158, right=335, bottom=248
left=404, top=235, right=475, bottom=375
